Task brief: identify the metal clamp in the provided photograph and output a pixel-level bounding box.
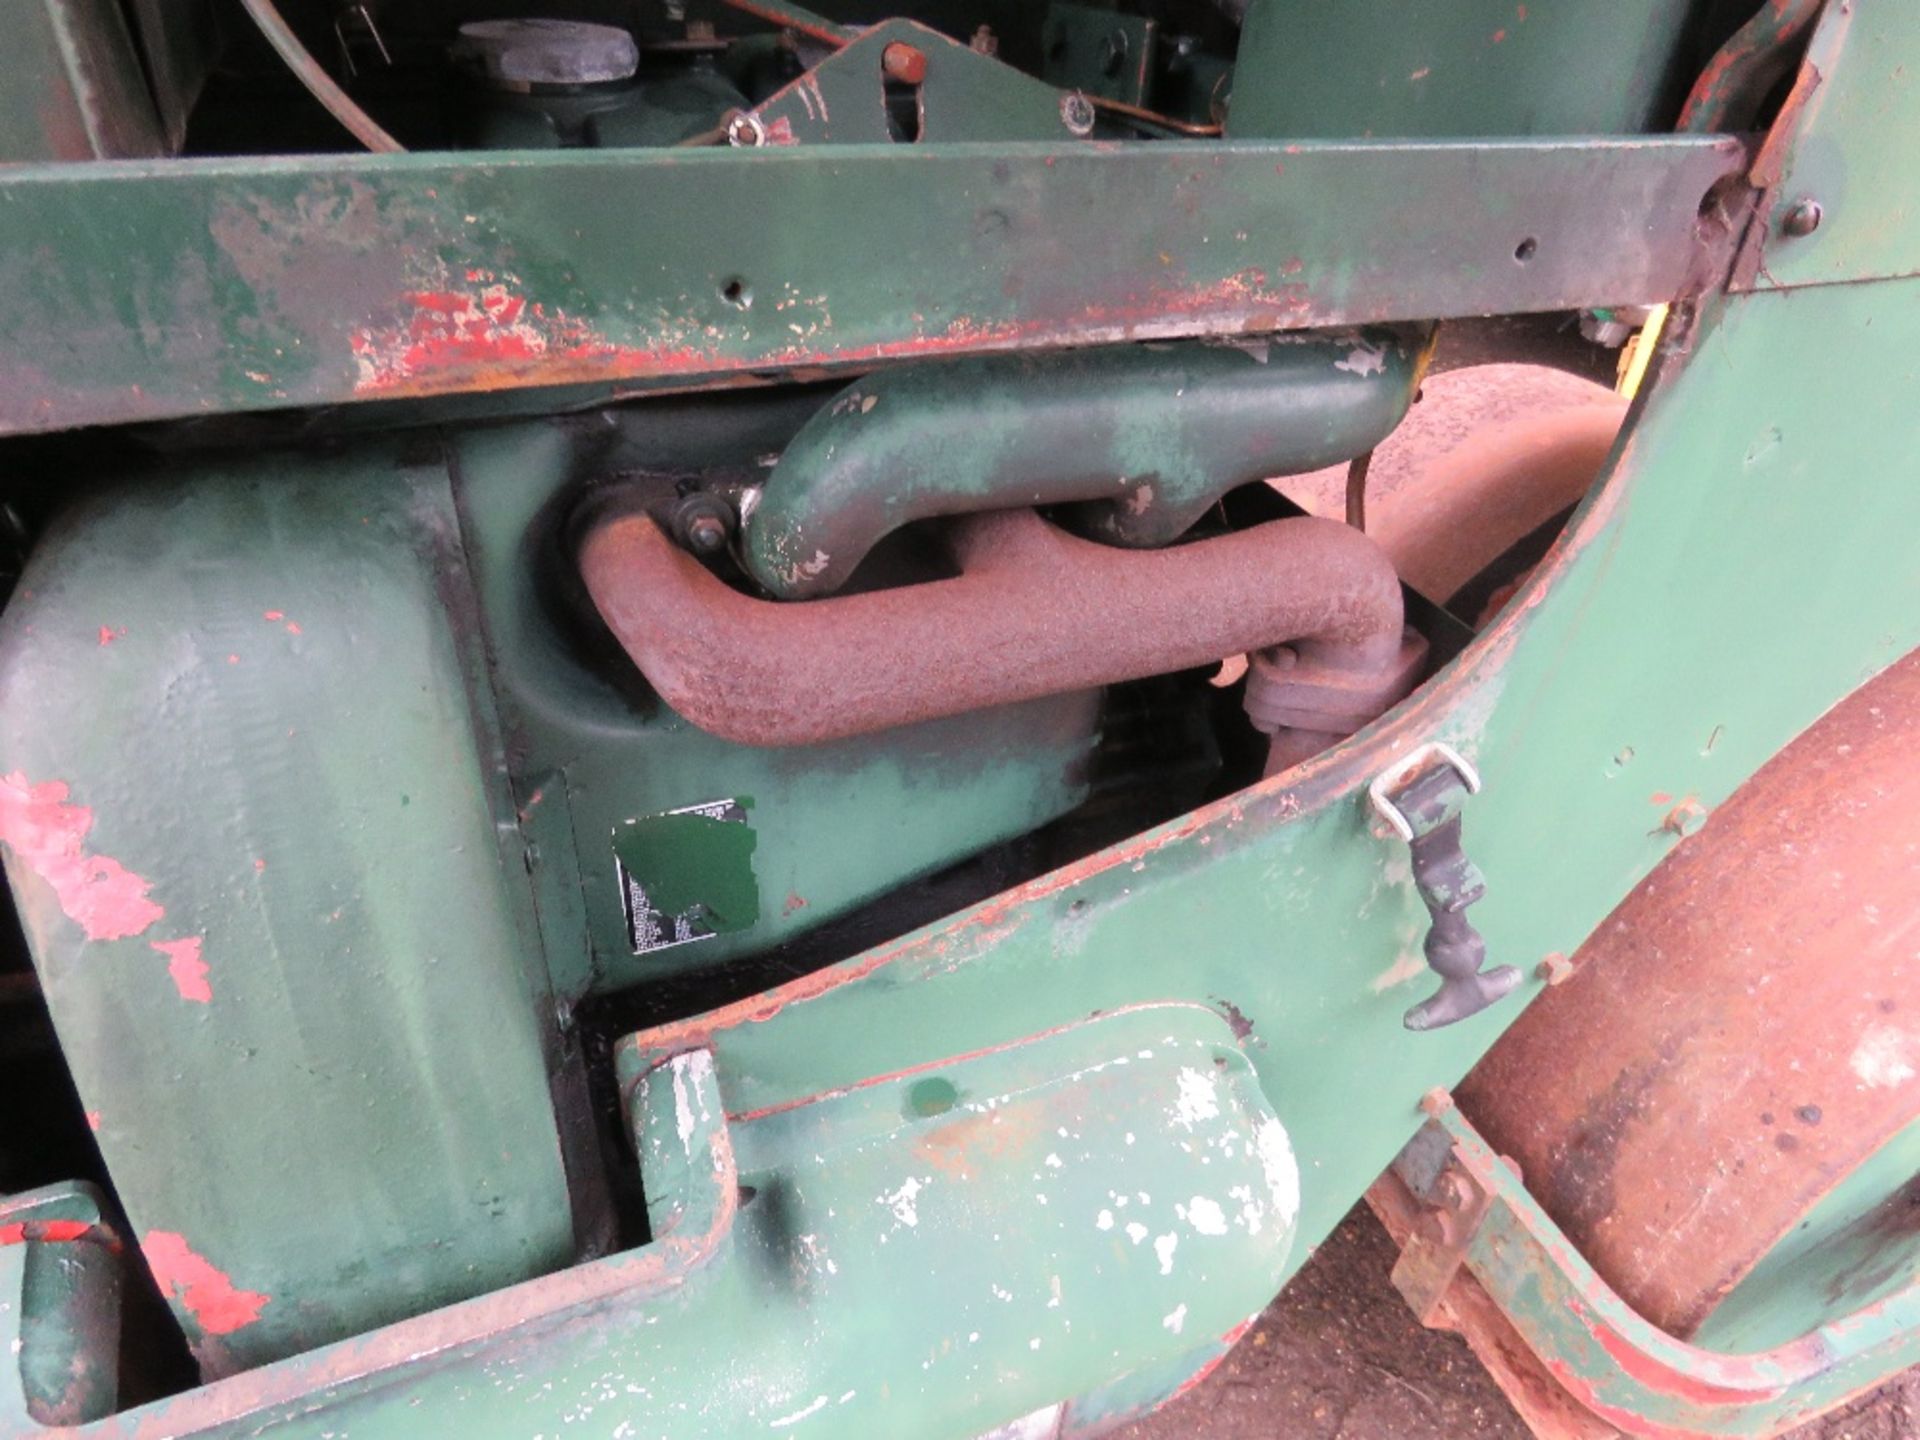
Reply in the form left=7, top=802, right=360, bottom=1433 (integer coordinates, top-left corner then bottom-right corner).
left=1368, top=741, right=1480, bottom=843
left=1368, top=742, right=1517, bottom=1031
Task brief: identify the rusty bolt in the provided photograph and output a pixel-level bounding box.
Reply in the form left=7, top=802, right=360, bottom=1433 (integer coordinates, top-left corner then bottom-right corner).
left=1418, top=1087, right=1453, bottom=1118
left=1781, top=197, right=1824, bottom=238
left=672, top=493, right=736, bottom=556
left=1435, top=1170, right=1475, bottom=1214
left=1536, top=952, right=1575, bottom=986
left=1661, top=797, right=1708, bottom=838
left=882, top=42, right=927, bottom=84
left=1060, top=90, right=1097, bottom=136
left=969, top=24, right=998, bottom=56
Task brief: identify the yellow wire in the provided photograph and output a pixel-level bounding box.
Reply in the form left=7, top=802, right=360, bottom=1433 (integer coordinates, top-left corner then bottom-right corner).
left=1617, top=303, right=1669, bottom=401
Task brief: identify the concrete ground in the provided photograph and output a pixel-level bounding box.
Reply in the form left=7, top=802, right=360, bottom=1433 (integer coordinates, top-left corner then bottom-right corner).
left=1114, top=1205, right=1919, bottom=1440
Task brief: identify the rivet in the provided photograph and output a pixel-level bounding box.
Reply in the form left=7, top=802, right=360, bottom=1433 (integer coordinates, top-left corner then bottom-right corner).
left=1781, top=197, right=1824, bottom=238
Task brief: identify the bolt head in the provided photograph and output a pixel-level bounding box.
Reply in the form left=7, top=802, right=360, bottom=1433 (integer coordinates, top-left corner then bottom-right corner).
left=1781, top=197, right=1824, bottom=238
left=882, top=42, right=927, bottom=84
left=686, top=515, right=729, bottom=554
left=1536, top=952, right=1575, bottom=985
left=1060, top=90, right=1096, bottom=136
left=725, top=110, right=765, bottom=147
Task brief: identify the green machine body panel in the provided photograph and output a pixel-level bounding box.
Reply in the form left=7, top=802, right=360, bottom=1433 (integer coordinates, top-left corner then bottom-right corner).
left=0, top=458, right=578, bottom=1374
left=1228, top=0, right=1706, bottom=139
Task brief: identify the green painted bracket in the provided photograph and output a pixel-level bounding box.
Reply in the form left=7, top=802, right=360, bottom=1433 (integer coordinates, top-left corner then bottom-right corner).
left=1397, top=1100, right=1920, bottom=1438
left=0, top=1183, right=120, bottom=1428
left=614, top=1045, right=740, bottom=1257
left=746, top=19, right=1081, bottom=145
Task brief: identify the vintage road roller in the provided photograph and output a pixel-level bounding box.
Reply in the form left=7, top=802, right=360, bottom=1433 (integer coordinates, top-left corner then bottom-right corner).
left=0, top=0, right=1913, bottom=1435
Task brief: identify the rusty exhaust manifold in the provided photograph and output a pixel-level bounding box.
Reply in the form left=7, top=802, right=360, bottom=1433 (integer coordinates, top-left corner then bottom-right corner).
left=581, top=506, right=1425, bottom=754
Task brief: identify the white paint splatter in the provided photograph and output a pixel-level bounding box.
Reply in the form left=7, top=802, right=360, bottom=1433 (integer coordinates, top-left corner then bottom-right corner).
left=1096, top=1209, right=1115, bottom=1231
left=881, top=1176, right=925, bottom=1228
left=769, top=1394, right=829, bottom=1428
left=1185, top=1196, right=1228, bottom=1236
left=1255, top=1116, right=1302, bottom=1230
left=1154, top=1232, right=1179, bottom=1275
left=1163, top=1303, right=1188, bottom=1335
left=1126, top=1222, right=1149, bottom=1245
left=1172, top=1067, right=1220, bottom=1129
left=1335, top=339, right=1388, bottom=376
left=1852, top=1025, right=1916, bottom=1089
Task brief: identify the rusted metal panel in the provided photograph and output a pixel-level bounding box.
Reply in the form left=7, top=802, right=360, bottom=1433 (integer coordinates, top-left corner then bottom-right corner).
left=0, top=135, right=1746, bottom=434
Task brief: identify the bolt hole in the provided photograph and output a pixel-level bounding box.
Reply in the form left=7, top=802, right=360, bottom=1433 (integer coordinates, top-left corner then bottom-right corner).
left=1068, top=898, right=1088, bottom=917
left=720, top=277, right=752, bottom=310
left=1513, top=236, right=1538, bottom=263
left=907, top=1076, right=959, bottom=1118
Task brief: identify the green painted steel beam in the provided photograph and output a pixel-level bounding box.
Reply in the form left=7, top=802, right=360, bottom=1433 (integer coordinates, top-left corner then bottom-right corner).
left=0, top=135, right=1745, bottom=435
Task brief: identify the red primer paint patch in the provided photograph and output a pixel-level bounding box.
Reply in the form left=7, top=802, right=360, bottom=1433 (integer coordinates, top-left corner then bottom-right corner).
left=263, top=611, right=284, bottom=621
left=1649, top=791, right=1674, bottom=806
left=98, top=626, right=123, bottom=646
left=85, top=1110, right=102, bottom=1132
left=142, top=1231, right=268, bottom=1334
left=151, top=937, right=211, bottom=1003
left=0, top=773, right=164, bottom=940
left=0, top=1219, right=95, bottom=1246
left=285, top=621, right=302, bottom=635
left=1492, top=27, right=1507, bottom=41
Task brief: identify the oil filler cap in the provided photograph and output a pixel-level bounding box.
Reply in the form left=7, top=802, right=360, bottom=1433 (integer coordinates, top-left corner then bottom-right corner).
left=451, top=19, right=640, bottom=89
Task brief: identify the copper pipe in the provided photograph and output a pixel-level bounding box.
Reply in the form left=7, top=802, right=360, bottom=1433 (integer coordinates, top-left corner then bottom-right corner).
left=1344, top=450, right=1373, bottom=531
left=581, top=507, right=1409, bottom=749
left=1085, top=95, right=1223, bottom=137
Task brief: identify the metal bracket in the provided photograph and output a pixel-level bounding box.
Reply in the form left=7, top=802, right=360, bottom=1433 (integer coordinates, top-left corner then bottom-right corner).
left=1373, top=1096, right=1920, bottom=1438
left=1369, top=743, right=1519, bottom=1031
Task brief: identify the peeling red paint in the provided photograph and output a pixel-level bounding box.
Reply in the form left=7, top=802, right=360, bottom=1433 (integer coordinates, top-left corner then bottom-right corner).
left=152, top=936, right=212, bottom=1003
left=85, top=1109, right=101, bottom=1132
left=143, top=1231, right=269, bottom=1334
left=783, top=891, right=808, bottom=916
left=351, top=279, right=675, bottom=393
left=263, top=610, right=283, bottom=621
left=97, top=625, right=125, bottom=646
left=0, top=772, right=164, bottom=940
left=0, top=1218, right=92, bottom=1246
left=1492, top=27, right=1507, bottom=42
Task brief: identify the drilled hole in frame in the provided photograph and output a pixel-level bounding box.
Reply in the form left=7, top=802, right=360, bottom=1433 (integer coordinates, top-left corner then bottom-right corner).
left=720, top=277, right=752, bottom=310
left=1513, top=236, right=1539, bottom=263
left=907, top=1076, right=959, bottom=1117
